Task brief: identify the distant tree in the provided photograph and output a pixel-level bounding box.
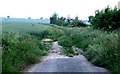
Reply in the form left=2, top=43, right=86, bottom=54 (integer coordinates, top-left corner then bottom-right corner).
left=66, top=15, right=71, bottom=23
left=69, top=16, right=87, bottom=27
left=69, top=20, right=86, bottom=27
left=55, top=17, right=68, bottom=26
left=75, top=16, right=78, bottom=20
left=50, top=13, right=58, bottom=24
left=63, top=18, right=66, bottom=21
left=88, top=16, right=94, bottom=26
left=28, top=17, right=31, bottom=19
left=7, top=16, right=10, bottom=18
left=50, top=13, right=86, bottom=27
left=40, top=17, right=43, bottom=19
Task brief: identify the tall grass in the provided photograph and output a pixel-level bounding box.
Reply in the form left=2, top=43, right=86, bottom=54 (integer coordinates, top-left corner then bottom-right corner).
left=2, top=21, right=64, bottom=72
left=46, top=25, right=65, bottom=41
left=53, top=25, right=120, bottom=72
left=27, top=30, right=49, bottom=39
left=2, top=32, right=48, bottom=72
left=2, top=22, right=67, bottom=72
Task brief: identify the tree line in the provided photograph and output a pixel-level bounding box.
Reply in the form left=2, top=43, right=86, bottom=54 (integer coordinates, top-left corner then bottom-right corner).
left=50, top=13, right=87, bottom=27
left=50, top=6, right=120, bottom=31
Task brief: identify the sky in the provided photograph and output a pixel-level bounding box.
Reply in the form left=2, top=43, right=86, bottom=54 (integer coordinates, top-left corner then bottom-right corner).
left=0, top=0, right=119, bottom=20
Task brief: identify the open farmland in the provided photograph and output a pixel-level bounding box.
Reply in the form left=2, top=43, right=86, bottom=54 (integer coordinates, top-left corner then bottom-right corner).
left=2, top=20, right=49, bottom=33
left=1, top=19, right=120, bottom=73
left=1, top=0, right=120, bottom=73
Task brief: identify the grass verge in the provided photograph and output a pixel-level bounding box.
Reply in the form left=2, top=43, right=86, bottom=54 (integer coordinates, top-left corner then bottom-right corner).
left=53, top=25, right=120, bottom=72
left=2, top=32, right=48, bottom=72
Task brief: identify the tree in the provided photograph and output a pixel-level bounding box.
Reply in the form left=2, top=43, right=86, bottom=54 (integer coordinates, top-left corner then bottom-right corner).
left=75, top=16, right=78, bottom=20
left=69, top=16, right=87, bottom=27
left=40, top=17, right=43, bottom=19
left=7, top=16, right=10, bottom=18
left=55, top=17, right=68, bottom=26
left=49, top=13, right=86, bottom=27
left=89, top=6, right=120, bottom=31
left=50, top=13, right=58, bottom=24
left=28, top=17, right=31, bottom=19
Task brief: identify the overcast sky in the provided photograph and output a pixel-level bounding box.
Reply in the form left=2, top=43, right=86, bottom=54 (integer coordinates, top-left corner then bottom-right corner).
left=0, top=0, right=119, bottom=20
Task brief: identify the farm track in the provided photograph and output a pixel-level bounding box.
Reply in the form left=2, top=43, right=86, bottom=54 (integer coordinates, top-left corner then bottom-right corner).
left=24, top=41, right=110, bottom=73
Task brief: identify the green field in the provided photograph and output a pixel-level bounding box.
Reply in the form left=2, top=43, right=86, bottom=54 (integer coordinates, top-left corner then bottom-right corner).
left=2, top=20, right=120, bottom=73
left=2, top=20, right=48, bottom=32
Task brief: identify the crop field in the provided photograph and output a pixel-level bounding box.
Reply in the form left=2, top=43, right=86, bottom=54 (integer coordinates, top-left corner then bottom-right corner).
left=2, top=20, right=48, bottom=32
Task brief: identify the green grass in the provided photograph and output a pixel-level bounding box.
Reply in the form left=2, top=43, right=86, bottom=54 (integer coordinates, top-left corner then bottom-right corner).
left=63, top=47, right=75, bottom=57
left=51, top=25, right=120, bottom=72
left=2, top=20, right=120, bottom=73
left=2, top=32, right=48, bottom=72
left=2, top=20, right=47, bottom=33
left=46, top=25, right=65, bottom=40
left=58, top=36, right=73, bottom=47
left=2, top=20, right=52, bottom=72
